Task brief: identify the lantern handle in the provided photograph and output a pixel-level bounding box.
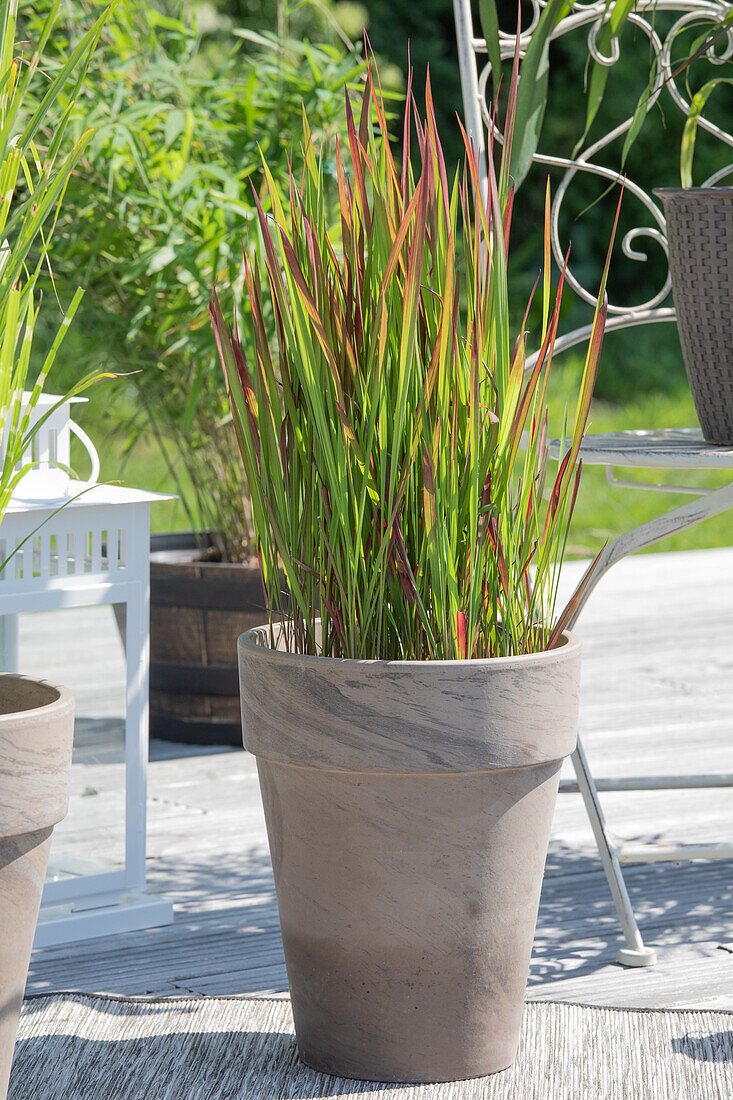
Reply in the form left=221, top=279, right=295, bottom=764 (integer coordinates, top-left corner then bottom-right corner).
left=69, top=419, right=100, bottom=486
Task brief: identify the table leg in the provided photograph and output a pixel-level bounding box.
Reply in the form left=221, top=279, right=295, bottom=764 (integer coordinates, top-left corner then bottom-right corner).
left=562, top=478, right=733, bottom=965
left=571, top=739, right=657, bottom=967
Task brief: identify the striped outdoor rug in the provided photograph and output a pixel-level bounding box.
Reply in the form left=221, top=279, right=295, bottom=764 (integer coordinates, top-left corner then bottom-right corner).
left=9, top=992, right=733, bottom=1099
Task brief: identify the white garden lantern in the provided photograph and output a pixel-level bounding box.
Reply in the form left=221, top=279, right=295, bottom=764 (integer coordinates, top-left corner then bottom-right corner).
left=0, top=395, right=173, bottom=945
left=4, top=393, right=100, bottom=504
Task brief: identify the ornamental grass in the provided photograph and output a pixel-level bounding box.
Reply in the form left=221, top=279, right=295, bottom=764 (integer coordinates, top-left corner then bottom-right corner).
left=211, top=47, right=619, bottom=660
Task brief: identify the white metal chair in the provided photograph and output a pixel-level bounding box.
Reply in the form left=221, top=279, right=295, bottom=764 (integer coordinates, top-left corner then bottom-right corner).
left=453, top=0, right=733, bottom=966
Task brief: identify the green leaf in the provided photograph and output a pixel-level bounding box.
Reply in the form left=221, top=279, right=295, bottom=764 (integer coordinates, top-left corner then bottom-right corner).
left=478, top=0, right=502, bottom=102
left=621, top=56, right=657, bottom=168
left=164, top=108, right=185, bottom=148
left=146, top=244, right=177, bottom=274
left=680, top=77, right=733, bottom=187
left=574, top=0, right=636, bottom=156
left=511, top=0, right=572, bottom=188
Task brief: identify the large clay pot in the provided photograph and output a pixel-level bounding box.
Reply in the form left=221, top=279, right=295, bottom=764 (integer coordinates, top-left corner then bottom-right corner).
left=238, top=624, right=580, bottom=1083
left=0, top=675, right=74, bottom=1100
left=149, top=533, right=266, bottom=746
left=655, top=187, right=733, bottom=445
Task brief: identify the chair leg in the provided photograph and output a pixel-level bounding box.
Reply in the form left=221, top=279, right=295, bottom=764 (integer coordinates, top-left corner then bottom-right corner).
left=571, top=737, right=657, bottom=967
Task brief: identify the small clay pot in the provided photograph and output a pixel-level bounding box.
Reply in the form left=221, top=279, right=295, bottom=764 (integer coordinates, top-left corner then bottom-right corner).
left=238, top=624, right=580, bottom=1083
left=0, top=676, right=74, bottom=1100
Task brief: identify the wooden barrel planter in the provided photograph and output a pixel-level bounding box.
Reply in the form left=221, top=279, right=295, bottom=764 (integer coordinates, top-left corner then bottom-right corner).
left=149, top=532, right=267, bottom=746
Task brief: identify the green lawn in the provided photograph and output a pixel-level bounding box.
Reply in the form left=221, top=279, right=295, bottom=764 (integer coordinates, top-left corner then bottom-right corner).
left=69, top=396, right=199, bottom=535
left=547, top=363, right=733, bottom=558
left=75, top=371, right=733, bottom=559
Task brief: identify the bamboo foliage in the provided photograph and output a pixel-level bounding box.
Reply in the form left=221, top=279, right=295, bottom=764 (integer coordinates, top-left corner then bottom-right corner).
left=0, top=0, right=117, bottom=521
left=212, top=51, right=619, bottom=660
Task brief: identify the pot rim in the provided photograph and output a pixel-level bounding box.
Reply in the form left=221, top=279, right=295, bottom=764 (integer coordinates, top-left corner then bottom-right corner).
left=0, top=674, right=74, bottom=725
left=150, top=532, right=260, bottom=572
left=654, top=186, right=733, bottom=200
left=239, top=620, right=580, bottom=671
left=150, top=552, right=260, bottom=572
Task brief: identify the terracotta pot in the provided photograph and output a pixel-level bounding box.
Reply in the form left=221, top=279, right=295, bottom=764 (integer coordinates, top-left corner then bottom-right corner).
left=0, top=675, right=74, bottom=1100
left=238, top=624, right=580, bottom=1083
left=148, top=532, right=267, bottom=746
left=655, top=187, right=733, bottom=445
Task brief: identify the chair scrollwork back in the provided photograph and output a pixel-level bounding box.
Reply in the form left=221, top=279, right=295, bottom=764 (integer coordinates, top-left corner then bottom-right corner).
left=453, top=4, right=733, bottom=970
left=452, top=0, right=733, bottom=360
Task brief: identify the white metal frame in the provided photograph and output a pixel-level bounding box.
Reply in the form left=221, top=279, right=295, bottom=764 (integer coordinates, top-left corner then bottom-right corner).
left=0, top=482, right=174, bottom=946
left=453, top=0, right=733, bottom=967
left=554, top=435, right=733, bottom=966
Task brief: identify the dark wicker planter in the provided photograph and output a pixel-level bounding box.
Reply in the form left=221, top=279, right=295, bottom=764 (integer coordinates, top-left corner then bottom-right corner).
left=655, top=187, right=733, bottom=446
left=149, top=532, right=266, bottom=747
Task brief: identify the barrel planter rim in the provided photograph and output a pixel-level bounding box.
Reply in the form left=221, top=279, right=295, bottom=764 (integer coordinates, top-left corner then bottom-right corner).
left=151, top=553, right=260, bottom=577
left=150, top=529, right=258, bottom=567
left=149, top=528, right=216, bottom=558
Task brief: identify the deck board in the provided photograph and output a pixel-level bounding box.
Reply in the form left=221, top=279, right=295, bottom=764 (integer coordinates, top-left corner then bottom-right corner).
left=25, top=546, right=733, bottom=1008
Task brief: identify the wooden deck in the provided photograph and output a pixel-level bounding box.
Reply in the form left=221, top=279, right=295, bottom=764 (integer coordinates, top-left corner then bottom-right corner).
left=26, top=547, right=733, bottom=1009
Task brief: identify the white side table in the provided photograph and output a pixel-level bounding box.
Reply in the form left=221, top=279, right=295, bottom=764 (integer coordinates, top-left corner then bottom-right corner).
left=0, top=482, right=174, bottom=946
